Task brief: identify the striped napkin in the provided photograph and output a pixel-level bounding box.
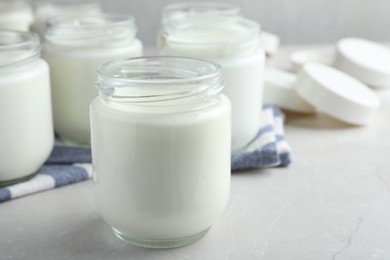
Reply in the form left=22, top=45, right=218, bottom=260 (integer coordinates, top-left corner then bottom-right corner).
left=232, top=104, right=291, bottom=171
left=0, top=104, right=291, bottom=203
left=0, top=147, right=92, bottom=203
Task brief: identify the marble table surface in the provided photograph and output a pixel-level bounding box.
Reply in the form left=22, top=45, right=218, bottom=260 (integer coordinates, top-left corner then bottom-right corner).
left=1, top=45, right=390, bottom=260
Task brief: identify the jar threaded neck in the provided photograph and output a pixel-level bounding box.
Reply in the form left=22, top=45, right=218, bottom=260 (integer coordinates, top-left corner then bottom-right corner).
left=45, top=14, right=136, bottom=46
left=0, top=30, right=40, bottom=71
left=96, top=56, right=224, bottom=109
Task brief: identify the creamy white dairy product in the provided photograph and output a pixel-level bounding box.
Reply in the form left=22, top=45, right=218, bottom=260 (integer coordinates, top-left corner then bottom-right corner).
left=31, top=0, right=101, bottom=41
left=213, top=51, right=264, bottom=150
left=0, top=31, right=53, bottom=185
left=160, top=17, right=264, bottom=152
left=43, top=14, right=143, bottom=144
left=0, top=1, right=33, bottom=31
left=91, top=57, right=231, bottom=248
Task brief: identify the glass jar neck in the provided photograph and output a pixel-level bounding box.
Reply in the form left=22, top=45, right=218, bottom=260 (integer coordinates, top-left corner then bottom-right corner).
left=96, top=56, right=224, bottom=113
left=34, top=0, right=101, bottom=22
left=0, top=30, right=40, bottom=73
left=45, top=14, right=137, bottom=47
left=162, top=17, right=261, bottom=58
left=0, top=0, right=32, bottom=15
left=162, top=2, right=241, bottom=26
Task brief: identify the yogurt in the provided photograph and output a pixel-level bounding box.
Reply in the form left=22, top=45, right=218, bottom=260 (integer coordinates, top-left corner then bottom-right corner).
left=43, top=14, right=143, bottom=144
left=160, top=17, right=264, bottom=152
left=0, top=31, right=53, bottom=185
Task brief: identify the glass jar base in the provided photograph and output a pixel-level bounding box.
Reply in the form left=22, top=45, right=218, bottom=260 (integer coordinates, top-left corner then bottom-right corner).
left=113, top=227, right=211, bottom=249
left=0, top=172, right=37, bottom=187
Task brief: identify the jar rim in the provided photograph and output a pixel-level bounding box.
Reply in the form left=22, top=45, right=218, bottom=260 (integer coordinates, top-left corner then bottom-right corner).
left=45, top=14, right=136, bottom=45
left=162, top=1, right=241, bottom=21
left=0, top=0, right=31, bottom=12
left=47, top=13, right=134, bottom=30
left=35, top=0, right=100, bottom=9
left=96, top=56, right=224, bottom=104
left=0, top=30, right=40, bottom=70
left=34, top=0, right=101, bottom=21
left=163, top=17, right=261, bottom=56
left=98, top=56, right=222, bottom=84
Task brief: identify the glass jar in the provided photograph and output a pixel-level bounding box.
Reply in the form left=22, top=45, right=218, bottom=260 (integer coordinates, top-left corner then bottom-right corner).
left=158, top=2, right=241, bottom=48
left=0, top=30, right=53, bottom=186
left=91, top=56, right=231, bottom=248
left=43, top=14, right=143, bottom=144
left=0, top=0, right=33, bottom=31
left=31, top=0, right=102, bottom=41
left=160, top=17, right=265, bottom=152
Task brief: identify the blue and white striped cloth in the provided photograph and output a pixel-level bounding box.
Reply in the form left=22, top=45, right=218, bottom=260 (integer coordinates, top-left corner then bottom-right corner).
left=0, top=104, right=291, bottom=203
left=232, top=104, right=291, bottom=171
left=0, top=147, right=92, bottom=203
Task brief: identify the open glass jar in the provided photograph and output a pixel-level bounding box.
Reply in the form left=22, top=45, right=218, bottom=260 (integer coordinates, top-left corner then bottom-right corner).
left=160, top=16, right=265, bottom=152
left=43, top=14, right=143, bottom=144
left=91, top=56, right=231, bottom=248
left=0, top=30, right=53, bottom=186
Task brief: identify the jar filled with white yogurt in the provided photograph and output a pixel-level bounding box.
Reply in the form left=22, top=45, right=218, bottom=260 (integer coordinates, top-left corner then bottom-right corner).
left=0, top=0, right=34, bottom=31
left=43, top=14, right=143, bottom=144
left=91, top=56, right=231, bottom=248
left=0, top=30, right=53, bottom=186
left=31, top=0, right=101, bottom=41
left=160, top=17, right=265, bottom=152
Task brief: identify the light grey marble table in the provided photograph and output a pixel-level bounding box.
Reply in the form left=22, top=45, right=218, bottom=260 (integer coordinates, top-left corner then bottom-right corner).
left=1, top=45, right=390, bottom=260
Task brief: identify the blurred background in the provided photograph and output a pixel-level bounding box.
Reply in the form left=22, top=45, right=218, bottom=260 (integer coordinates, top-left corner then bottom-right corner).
left=101, top=0, right=390, bottom=47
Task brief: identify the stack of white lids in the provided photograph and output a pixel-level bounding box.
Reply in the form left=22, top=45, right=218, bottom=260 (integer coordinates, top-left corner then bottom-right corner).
left=264, top=38, right=388, bottom=125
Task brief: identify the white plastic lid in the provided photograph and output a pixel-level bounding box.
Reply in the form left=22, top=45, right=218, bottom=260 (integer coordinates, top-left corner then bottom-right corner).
left=334, top=38, right=390, bottom=88
left=294, top=63, right=380, bottom=125
left=260, top=31, right=280, bottom=56
left=290, top=48, right=334, bottom=73
left=263, top=67, right=315, bottom=113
